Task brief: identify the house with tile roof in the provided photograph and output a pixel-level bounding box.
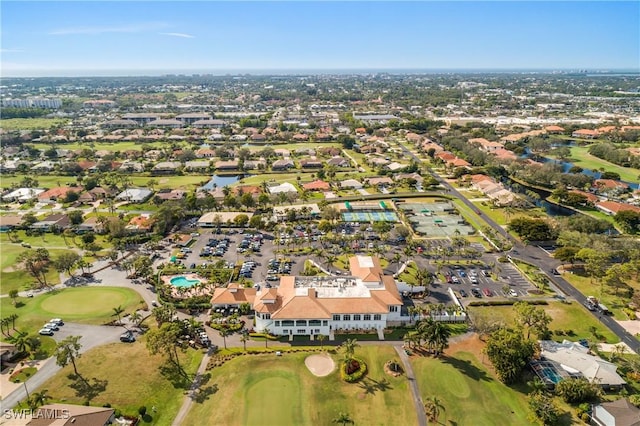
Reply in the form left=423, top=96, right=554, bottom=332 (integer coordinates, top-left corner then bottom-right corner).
left=592, top=398, right=640, bottom=426
left=212, top=256, right=403, bottom=338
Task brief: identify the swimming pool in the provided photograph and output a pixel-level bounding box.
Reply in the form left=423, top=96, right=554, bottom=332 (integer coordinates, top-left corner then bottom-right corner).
left=169, top=276, right=202, bottom=288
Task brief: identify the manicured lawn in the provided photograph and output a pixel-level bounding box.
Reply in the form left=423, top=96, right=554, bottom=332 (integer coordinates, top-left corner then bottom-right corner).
left=0, top=287, right=145, bottom=335
left=561, top=146, right=640, bottom=183
left=0, top=242, right=69, bottom=295
left=32, top=340, right=204, bottom=425
left=411, top=351, right=531, bottom=425
left=10, top=367, right=38, bottom=383
left=561, top=269, right=640, bottom=320
left=467, top=301, right=619, bottom=344
left=182, top=346, right=416, bottom=426
left=0, top=118, right=70, bottom=130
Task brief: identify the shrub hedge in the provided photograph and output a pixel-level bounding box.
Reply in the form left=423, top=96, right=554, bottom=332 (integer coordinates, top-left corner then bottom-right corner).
left=340, top=357, right=367, bottom=383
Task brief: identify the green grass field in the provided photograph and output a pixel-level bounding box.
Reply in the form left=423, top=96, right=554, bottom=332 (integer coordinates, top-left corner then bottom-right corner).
left=33, top=339, right=204, bottom=425
left=563, top=146, right=640, bottom=182
left=182, top=346, right=416, bottom=426
left=0, top=243, right=69, bottom=295
left=411, top=351, right=531, bottom=425
left=0, top=118, right=70, bottom=131
left=467, top=301, right=619, bottom=344
left=0, top=287, right=145, bottom=335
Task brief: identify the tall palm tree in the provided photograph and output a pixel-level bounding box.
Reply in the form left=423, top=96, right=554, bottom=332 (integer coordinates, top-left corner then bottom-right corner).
left=332, top=412, right=354, bottom=425
left=219, top=328, right=230, bottom=350
left=129, top=311, right=142, bottom=328
left=424, top=396, right=444, bottom=423
left=112, top=305, right=125, bottom=325
left=342, top=338, right=359, bottom=361
left=240, top=331, right=249, bottom=351
left=263, top=327, right=270, bottom=348
left=317, top=334, right=326, bottom=351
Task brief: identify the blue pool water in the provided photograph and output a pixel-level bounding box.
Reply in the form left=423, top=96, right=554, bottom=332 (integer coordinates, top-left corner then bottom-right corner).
left=170, top=276, right=201, bottom=288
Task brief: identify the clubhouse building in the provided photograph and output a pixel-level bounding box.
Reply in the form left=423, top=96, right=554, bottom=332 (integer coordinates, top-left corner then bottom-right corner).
left=212, top=256, right=404, bottom=338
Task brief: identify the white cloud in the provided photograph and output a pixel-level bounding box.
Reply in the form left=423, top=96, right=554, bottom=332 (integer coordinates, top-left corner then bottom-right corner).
left=49, top=22, right=169, bottom=36
left=159, top=32, right=195, bottom=39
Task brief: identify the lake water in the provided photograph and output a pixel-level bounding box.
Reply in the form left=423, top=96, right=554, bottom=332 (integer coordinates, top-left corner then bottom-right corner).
left=201, top=175, right=241, bottom=190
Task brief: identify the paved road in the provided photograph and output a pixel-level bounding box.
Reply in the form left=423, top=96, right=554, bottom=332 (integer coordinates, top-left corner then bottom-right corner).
left=396, top=140, right=640, bottom=353
left=0, top=323, right=124, bottom=411
left=395, top=346, right=427, bottom=426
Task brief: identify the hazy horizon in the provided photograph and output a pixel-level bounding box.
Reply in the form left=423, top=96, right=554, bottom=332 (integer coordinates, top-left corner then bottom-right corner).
left=2, top=1, right=638, bottom=77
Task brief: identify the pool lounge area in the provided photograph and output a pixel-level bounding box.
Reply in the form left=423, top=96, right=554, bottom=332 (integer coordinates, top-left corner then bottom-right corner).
left=161, top=273, right=209, bottom=298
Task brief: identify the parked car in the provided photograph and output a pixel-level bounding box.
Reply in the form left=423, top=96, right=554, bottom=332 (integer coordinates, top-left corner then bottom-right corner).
left=508, top=289, right=518, bottom=297
left=471, top=288, right=482, bottom=298
left=43, top=323, right=59, bottom=331
left=482, top=288, right=492, bottom=297
left=459, top=289, right=468, bottom=298
left=39, top=328, right=54, bottom=336
left=49, top=318, right=64, bottom=326
left=120, top=330, right=135, bottom=343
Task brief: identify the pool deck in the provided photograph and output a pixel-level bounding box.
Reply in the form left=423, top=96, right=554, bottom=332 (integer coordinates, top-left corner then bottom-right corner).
left=161, top=273, right=210, bottom=298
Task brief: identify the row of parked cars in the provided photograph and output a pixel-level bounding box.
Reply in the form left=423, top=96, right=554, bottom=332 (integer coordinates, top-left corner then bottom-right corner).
left=201, top=237, right=231, bottom=257
left=39, top=318, right=64, bottom=335
left=266, top=258, right=293, bottom=281
left=238, top=233, right=264, bottom=253
left=238, top=261, right=257, bottom=279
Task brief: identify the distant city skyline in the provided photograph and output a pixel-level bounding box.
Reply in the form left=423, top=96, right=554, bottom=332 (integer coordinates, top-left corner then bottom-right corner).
left=1, top=1, right=638, bottom=77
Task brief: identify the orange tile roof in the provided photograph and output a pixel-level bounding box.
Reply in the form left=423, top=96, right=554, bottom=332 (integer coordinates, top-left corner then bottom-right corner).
left=597, top=201, right=640, bottom=214
left=302, top=180, right=330, bottom=191
left=38, top=187, right=75, bottom=199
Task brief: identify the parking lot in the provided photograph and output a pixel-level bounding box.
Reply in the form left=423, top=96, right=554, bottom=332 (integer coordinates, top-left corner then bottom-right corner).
left=164, top=229, right=304, bottom=283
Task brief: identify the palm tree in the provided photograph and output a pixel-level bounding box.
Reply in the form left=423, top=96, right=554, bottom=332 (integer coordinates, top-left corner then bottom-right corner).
left=112, top=305, right=125, bottom=325
left=28, top=389, right=50, bottom=410
left=332, top=412, right=354, bottom=425
left=424, top=396, right=444, bottom=423
left=240, top=331, right=249, bottom=351
left=129, top=311, right=142, bottom=328
left=392, top=253, right=402, bottom=273
left=342, top=338, right=359, bottom=361
left=263, top=327, right=270, bottom=348
left=12, top=332, right=30, bottom=354
left=317, top=334, right=326, bottom=351
left=219, top=328, right=230, bottom=350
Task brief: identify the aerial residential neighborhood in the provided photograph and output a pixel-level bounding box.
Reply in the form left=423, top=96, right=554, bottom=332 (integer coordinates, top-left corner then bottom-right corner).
left=1, top=1, right=640, bottom=425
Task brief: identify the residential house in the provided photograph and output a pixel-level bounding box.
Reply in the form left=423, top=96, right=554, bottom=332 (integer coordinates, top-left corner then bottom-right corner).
left=0, top=215, right=23, bottom=232
left=193, top=119, right=226, bottom=128
left=115, top=188, right=153, bottom=203
left=538, top=340, right=626, bottom=389
left=592, top=398, right=640, bottom=426
left=594, top=179, right=629, bottom=196
left=365, top=176, right=394, bottom=187
left=32, top=214, right=70, bottom=231
left=327, top=156, right=350, bottom=167
left=243, top=159, right=266, bottom=170
left=76, top=217, right=105, bottom=234
left=122, top=113, right=160, bottom=125
left=26, top=403, right=115, bottom=426
left=211, top=256, right=402, bottom=337
left=268, top=182, right=298, bottom=194
left=126, top=214, right=154, bottom=232
left=215, top=160, right=240, bottom=171
left=233, top=185, right=262, bottom=197
left=302, top=180, right=331, bottom=191
left=196, top=148, right=216, bottom=158
left=341, top=179, right=363, bottom=189
left=102, top=119, right=139, bottom=129
left=271, top=159, right=295, bottom=171
left=596, top=201, right=640, bottom=216
left=37, top=187, right=77, bottom=203
left=2, top=188, right=45, bottom=202
left=469, top=138, right=504, bottom=152
left=274, top=149, right=291, bottom=157
left=155, top=189, right=187, bottom=201
left=152, top=161, right=181, bottom=176
left=300, top=159, right=323, bottom=169
left=545, top=125, right=565, bottom=134
left=572, top=129, right=599, bottom=139
left=185, top=160, right=210, bottom=171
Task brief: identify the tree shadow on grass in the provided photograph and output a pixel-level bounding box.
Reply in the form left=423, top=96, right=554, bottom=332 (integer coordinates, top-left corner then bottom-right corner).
left=440, top=355, right=491, bottom=382
left=159, top=361, right=193, bottom=390
left=357, top=377, right=393, bottom=395
left=68, top=376, right=108, bottom=402
left=190, top=373, right=219, bottom=404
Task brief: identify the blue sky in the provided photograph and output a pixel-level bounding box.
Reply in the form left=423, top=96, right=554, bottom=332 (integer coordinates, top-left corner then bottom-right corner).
left=1, top=1, right=638, bottom=76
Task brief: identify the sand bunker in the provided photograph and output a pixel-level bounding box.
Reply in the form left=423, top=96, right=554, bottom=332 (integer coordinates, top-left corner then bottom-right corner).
left=305, top=353, right=335, bottom=377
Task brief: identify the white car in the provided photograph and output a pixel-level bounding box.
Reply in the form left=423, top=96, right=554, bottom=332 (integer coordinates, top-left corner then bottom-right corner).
left=39, top=328, right=54, bottom=336
left=508, top=289, right=518, bottom=297
left=49, top=318, right=64, bottom=326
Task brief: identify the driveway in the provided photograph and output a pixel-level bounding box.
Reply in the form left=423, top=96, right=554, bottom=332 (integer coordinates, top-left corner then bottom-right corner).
left=0, top=323, right=124, bottom=411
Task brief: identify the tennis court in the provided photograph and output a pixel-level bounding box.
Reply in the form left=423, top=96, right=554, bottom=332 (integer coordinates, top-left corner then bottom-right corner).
left=400, top=202, right=474, bottom=237
left=342, top=211, right=399, bottom=222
